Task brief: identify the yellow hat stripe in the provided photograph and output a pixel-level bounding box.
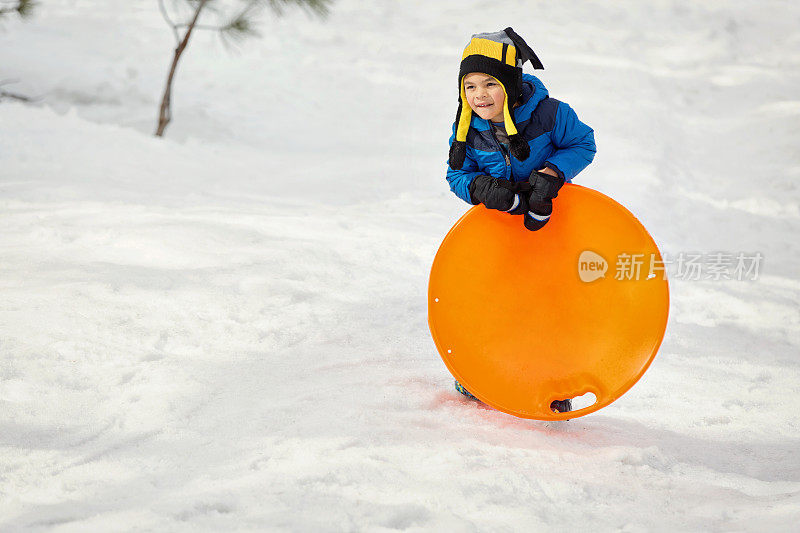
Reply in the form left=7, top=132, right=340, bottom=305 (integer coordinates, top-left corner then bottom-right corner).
left=456, top=82, right=472, bottom=142
left=462, top=38, right=504, bottom=62
left=462, top=38, right=518, bottom=68
left=505, top=44, right=516, bottom=67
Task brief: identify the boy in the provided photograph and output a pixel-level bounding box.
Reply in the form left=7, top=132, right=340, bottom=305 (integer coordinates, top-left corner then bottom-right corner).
left=446, top=28, right=596, bottom=413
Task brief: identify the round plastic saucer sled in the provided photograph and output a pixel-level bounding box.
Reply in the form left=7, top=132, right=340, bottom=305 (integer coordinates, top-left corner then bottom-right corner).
left=428, top=184, right=670, bottom=420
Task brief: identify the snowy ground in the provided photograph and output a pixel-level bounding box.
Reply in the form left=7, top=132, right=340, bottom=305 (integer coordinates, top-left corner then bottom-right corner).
left=1, top=1, right=800, bottom=531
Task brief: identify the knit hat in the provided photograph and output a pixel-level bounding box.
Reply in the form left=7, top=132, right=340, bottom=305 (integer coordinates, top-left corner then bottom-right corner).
left=449, top=27, right=544, bottom=170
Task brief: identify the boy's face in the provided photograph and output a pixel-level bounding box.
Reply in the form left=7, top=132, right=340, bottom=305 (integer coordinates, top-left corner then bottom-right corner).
left=463, top=72, right=506, bottom=123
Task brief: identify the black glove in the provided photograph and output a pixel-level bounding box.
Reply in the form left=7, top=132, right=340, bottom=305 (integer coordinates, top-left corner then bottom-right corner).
left=523, top=199, right=553, bottom=231
left=528, top=170, right=565, bottom=204
left=522, top=170, right=564, bottom=231
left=469, top=175, right=528, bottom=215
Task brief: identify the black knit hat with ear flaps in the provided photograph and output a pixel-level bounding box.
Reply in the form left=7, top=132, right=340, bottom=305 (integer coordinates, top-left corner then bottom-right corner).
left=449, top=27, right=544, bottom=170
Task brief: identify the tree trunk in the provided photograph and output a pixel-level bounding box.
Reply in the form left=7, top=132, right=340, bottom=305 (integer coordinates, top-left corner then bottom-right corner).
left=155, top=0, right=209, bottom=137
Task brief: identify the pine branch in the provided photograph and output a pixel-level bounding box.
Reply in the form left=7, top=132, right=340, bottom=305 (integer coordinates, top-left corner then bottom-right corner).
left=220, top=6, right=260, bottom=41
left=217, top=0, right=331, bottom=46
left=155, top=0, right=333, bottom=137
left=0, top=0, right=36, bottom=18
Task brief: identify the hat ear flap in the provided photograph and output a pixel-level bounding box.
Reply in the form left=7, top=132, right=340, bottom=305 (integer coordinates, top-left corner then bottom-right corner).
left=449, top=140, right=467, bottom=170
left=449, top=87, right=472, bottom=170
left=504, top=27, right=544, bottom=70
left=449, top=99, right=469, bottom=169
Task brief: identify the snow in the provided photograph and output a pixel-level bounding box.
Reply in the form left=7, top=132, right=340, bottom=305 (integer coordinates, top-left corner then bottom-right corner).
left=1, top=0, right=799, bottom=530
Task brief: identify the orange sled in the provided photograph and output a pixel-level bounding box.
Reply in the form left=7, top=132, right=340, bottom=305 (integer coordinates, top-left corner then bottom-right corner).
left=428, top=184, right=670, bottom=420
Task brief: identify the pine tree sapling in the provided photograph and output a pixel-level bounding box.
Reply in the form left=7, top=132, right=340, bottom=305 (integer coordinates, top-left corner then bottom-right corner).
left=155, top=0, right=331, bottom=137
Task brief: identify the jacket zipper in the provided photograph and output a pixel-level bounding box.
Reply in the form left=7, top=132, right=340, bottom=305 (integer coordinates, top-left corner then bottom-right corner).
left=489, top=125, right=513, bottom=180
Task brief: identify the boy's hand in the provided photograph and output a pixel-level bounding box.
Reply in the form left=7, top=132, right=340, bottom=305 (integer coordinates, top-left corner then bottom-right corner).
left=469, top=175, right=528, bottom=214
left=523, top=169, right=563, bottom=231
left=528, top=169, right=565, bottom=204
left=537, top=167, right=560, bottom=178
left=524, top=199, right=553, bottom=231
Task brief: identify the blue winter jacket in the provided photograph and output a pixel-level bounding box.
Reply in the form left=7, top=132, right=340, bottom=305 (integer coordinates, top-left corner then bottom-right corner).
left=446, top=74, right=596, bottom=204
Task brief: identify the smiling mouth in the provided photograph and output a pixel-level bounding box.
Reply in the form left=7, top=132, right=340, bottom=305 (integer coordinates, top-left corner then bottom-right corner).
left=476, top=103, right=493, bottom=108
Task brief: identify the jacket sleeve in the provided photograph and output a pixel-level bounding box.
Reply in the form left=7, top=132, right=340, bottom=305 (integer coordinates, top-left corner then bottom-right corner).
left=544, top=102, right=596, bottom=182
left=445, top=126, right=481, bottom=205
